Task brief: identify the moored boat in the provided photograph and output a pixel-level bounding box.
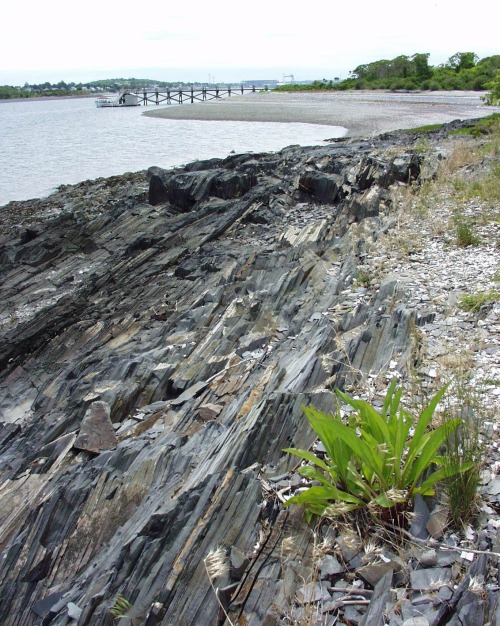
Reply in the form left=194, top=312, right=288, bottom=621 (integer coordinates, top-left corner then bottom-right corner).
left=95, top=92, right=141, bottom=108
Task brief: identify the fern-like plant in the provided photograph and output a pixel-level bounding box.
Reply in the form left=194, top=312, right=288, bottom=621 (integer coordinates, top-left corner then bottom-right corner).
left=284, top=381, right=472, bottom=524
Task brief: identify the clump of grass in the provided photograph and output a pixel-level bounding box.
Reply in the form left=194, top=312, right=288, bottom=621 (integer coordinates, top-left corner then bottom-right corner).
left=452, top=163, right=500, bottom=207
left=405, top=123, right=444, bottom=135
left=453, top=215, right=481, bottom=247
left=444, top=140, right=481, bottom=174
left=439, top=372, right=486, bottom=529
left=354, top=269, right=372, bottom=287
left=414, top=136, right=433, bottom=155
left=459, top=289, right=499, bottom=312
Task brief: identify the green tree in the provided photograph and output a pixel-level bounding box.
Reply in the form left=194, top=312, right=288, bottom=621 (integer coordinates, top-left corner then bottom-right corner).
left=412, top=53, right=432, bottom=79
left=448, top=52, right=478, bottom=72
left=483, top=70, right=500, bottom=105
left=392, top=55, right=412, bottom=78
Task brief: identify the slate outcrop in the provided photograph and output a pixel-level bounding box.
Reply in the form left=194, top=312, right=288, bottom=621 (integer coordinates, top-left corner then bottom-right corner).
left=0, top=123, right=496, bottom=626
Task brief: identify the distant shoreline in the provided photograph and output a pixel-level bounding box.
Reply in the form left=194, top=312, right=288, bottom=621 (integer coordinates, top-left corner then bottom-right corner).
left=143, top=90, right=496, bottom=136
left=0, top=94, right=96, bottom=104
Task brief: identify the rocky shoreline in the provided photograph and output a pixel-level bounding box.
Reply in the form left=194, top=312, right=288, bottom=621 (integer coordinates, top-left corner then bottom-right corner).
left=0, top=118, right=498, bottom=626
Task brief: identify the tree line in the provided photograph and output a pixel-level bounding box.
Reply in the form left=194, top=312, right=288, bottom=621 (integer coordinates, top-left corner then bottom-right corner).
left=276, top=52, right=500, bottom=92
left=0, top=78, right=211, bottom=100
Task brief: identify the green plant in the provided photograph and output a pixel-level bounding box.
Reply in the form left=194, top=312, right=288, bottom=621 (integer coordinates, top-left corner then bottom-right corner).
left=284, top=382, right=472, bottom=524
left=482, top=70, right=500, bottom=105
left=109, top=595, right=133, bottom=619
left=440, top=381, right=484, bottom=528
left=453, top=215, right=481, bottom=247
left=458, top=289, right=499, bottom=312
left=406, top=123, right=444, bottom=135
left=354, top=269, right=372, bottom=287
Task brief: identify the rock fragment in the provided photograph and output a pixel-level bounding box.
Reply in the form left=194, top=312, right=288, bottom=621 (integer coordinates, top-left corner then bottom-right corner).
left=74, top=401, right=118, bottom=453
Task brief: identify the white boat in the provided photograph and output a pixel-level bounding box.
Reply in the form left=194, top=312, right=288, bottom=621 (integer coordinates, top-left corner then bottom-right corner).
left=95, top=92, right=141, bottom=108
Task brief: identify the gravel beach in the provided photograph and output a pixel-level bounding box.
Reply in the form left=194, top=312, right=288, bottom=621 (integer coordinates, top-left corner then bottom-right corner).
left=143, top=90, right=498, bottom=136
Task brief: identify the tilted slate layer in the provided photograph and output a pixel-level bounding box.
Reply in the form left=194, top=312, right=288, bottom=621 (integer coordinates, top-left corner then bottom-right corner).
left=0, top=124, right=487, bottom=625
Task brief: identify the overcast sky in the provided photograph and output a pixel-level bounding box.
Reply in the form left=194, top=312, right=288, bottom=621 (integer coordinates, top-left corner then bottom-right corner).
left=1, top=0, right=497, bottom=85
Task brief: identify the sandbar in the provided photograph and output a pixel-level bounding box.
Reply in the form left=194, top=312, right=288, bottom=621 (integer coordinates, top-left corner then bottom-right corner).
left=143, top=90, right=497, bottom=136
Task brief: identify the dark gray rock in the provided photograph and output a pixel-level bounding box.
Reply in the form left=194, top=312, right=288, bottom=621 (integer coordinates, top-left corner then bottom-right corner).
left=410, top=495, right=431, bottom=540
left=419, top=549, right=437, bottom=567
left=148, top=170, right=169, bottom=205
left=299, top=171, right=342, bottom=204
left=230, top=546, right=250, bottom=580
left=31, top=591, right=65, bottom=618
left=358, top=562, right=396, bottom=588
left=410, top=568, right=452, bottom=591
left=319, top=555, right=344, bottom=578
left=296, top=582, right=331, bottom=604
left=359, top=570, right=394, bottom=626
left=146, top=165, right=256, bottom=210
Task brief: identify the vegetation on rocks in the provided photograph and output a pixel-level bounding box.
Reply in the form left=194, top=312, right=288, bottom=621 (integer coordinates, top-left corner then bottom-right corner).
left=278, top=113, right=499, bottom=624
left=284, top=382, right=471, bottom=524
left=453, top=215, right=481, bottom=246
left=459, top=289, right=500, bottom=312
left=109, top=595, right=133, bottom=620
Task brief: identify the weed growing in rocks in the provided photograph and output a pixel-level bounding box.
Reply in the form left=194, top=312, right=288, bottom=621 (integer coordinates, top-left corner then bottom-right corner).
left=458, top=289, right=499, bottom=312
left=203, top=547, right=235, bottom=626
left=440, top=378, right=485, bottom=529
left=283, top=382, right=472, bottom=525
left=452, top=163, right=500, bottom=213
left=406, top=347, right=495, bottom=531
left=453, top=214, right=481, bottom=247
left=109, top=595, right=133, bottom=620
left=353, top=268, right=372, bottom=288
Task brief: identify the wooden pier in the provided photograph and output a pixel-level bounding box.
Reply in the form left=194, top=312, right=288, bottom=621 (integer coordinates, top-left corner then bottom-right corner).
left=130, top=85, right=259, bottom=106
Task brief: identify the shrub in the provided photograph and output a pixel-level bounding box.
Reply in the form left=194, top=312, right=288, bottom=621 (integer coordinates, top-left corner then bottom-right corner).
left=284, top=382, right=472, bottom=524
left=483, top=70, right=500, bottom=105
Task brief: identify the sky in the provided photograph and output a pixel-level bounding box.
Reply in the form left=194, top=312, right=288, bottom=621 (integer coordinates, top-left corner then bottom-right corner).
left=0, top=0, right=498, bottom=85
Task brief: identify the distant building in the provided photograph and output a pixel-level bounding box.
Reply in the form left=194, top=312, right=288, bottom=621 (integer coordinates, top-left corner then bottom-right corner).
left=240, top=79, right=279, bottom=88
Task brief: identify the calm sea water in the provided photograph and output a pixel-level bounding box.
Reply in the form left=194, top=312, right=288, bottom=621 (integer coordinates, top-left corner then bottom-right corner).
left=0, top=97, right=345, bottom=207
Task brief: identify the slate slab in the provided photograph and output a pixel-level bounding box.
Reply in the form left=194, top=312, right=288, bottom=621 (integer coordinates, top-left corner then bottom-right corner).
left=74, top=401, right=118, bottom=453
left=359, top=570, right=394, bottom=626
left=410, top=567, right=452, bottom=591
